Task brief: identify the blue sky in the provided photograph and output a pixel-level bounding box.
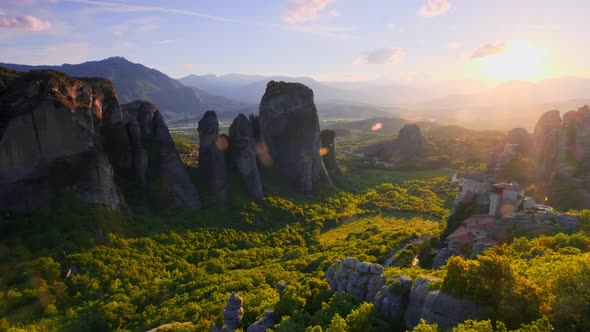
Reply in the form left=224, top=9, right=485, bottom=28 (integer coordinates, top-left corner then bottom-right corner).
left=1, top=0, right=589, bottom=83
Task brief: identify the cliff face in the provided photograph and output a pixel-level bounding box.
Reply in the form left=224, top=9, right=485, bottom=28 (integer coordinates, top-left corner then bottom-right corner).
left=197, top=110, right=229, bottom=204
left=258, top=81, right=332, bottom=193
left=560, top=105, right=590, bottom=176
left=531, top=110, right=562, bottom=181
left=320, top=129, right=343, bottom=178
left=0, top=69, right=125, bottom=215
left=229, top=114, right=264, bottom=199
left=0, top=68, right=201, bottom=215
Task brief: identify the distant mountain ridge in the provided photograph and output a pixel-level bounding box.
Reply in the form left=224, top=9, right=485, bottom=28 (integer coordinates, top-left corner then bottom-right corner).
left=0, top=57, right=248, bottom=118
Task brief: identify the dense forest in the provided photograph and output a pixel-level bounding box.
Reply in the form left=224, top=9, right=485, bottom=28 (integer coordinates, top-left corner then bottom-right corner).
left=1, top=130, right=589, bottom=331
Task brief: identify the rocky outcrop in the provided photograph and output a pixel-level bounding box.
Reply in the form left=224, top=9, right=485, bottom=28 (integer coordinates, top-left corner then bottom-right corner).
left=0, top=69, right=126, bottom=215
left=326, top=257, right=386, bottom=302
left=506, top=128, right=532, bottom=155
left=366, top=124, right=427, bottom=164
left=431, top=248, right=455, bottom=269
left=211, top=292, right=244, bottom=332
left=258, top=81, right=332, bottom=193
left=107, top=101, right=201, bottom=209
left=246, top=310, right=278, bottom=332
left=419, top=291, right=487, bottom=329
left=229, top=114, right=263, bottom=199
left=198, top=111, right=228, bottom=203
left=326, top=258, right=487, bottom=330
left=0, top=68, right=201, bottom=215
left=560, top=105, right=590, bottom=176
left=374, top=275, right=412, bottom=329
left=531, top=110, right=562, bottom=181
left=403, top=276, right=487, bottom=330
left=320, top=129, right=342, bottom=178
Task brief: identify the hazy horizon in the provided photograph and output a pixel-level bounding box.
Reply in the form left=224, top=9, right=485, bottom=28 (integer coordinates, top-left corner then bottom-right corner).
left=2, top=0, right=590, bottom=85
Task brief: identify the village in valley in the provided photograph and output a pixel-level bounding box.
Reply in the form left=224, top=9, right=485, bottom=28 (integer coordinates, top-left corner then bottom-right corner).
left=433, top=172, right=579, bottom=267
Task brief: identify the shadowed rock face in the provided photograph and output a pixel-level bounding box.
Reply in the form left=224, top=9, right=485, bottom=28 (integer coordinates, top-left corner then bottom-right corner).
left=0, top=68, right=126, bottom=214
left=560, top=105, right=590, bottom=175
left=320, top=129, right=342, bottom=178
left=258, top=81, right=332, bottom=193
left=531, top=110, right=562, bottom=181
left=382, top=124, right=426, bottom=162
left=198, top=110, right=228, bottom=203
left=0, top=68, right=201, bottom=215
left=506, top=127, right=532, bottom=155
left=229, top=114, right=263, bottom=199
left=106, top=101, right=201, bottom=209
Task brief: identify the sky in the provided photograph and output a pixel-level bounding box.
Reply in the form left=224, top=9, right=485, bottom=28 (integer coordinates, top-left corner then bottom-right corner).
left=1, top=0, right=589, bottom=84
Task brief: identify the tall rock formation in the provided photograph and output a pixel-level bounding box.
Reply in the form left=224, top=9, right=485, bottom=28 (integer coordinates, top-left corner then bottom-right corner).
left=320, top=129, right=343, bottom=178
left=0, top=67, right=201, bottom=215
left=197, top=111, right=228, bottom=203
left=258, top=81, right=332, bottom=193
left=228, top=114, right=263, bottom=199
left=560, top=105, right=590, bottom=176
left=0, top=68, right=125, bottom=215
left=212, top=292, right=244, bottom=332
left=506, top=127, right=532, bottom=155
left=531, top=110, right=562, bottom=181
left=365, top=123, right=427, bottom=164
left=106, top=101, right=201, bottom=209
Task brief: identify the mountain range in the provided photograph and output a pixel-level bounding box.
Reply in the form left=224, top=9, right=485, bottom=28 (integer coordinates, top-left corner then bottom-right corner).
left=2, top=57, right=590, bottom=129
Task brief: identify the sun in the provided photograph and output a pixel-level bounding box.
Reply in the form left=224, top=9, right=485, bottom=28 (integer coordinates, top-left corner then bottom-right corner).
left=481, top=41, right=545, bottom=81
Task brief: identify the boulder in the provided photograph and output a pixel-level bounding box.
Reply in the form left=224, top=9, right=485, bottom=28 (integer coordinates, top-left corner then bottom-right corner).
left=320, top=129, right=343, bottom=178
left=374, top=275, right=412, bottom=328
left=198, top=111, right=229, bottom=203
left=326, top=257, right=386, bottom=302
left=258, top=81, right=332, bottom=193
left=531, top=110, right=562, bottom=182
left=0, top=69, right=126, bottom=214
left=246, top=310, right=278, bottom=332
left=419, top=290, right=487, bottom=329
left=404, top=276, right=440, bottom=329
left=211, top=292, right=244, bottom=332
left=431, top=248, right=456, bottom=269
left=228, top=114, right=263, bottom=199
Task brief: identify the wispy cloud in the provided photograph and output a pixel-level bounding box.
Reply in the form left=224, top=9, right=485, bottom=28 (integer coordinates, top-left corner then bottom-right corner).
left=155, top=39, right=177, bottom=45
left=354, top=48, right=406, bottom=65
left=418, top=0, right=451, bottom=17
left=282, top=0, right=336, bottom=23
left=68, top=0, right=258, bottom=25
left=471, top=42, right=505, bottom=59
left=71, top=0, right=349, bottom=39
left=290, top=23, right=353, bottom=39
left=0, top=13, right=51, bottom=31
left=327, top=8, right=340, bottom=17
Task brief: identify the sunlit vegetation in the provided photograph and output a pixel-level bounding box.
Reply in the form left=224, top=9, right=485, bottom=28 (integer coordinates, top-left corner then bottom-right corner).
left=1, top=128, right=588, bottom=331
left=0, top=174, right=452, bottom=331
